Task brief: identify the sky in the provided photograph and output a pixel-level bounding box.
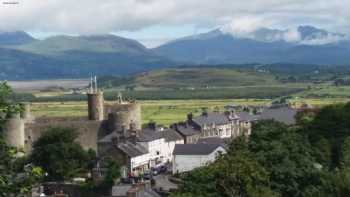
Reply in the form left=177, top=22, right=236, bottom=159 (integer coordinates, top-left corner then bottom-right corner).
left=0, top=0, right=349, bottom=47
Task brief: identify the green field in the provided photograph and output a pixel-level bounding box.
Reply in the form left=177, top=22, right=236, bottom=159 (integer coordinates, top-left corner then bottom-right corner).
left=31, top=97, right=350, bottom=126
left=14, top=66, right=350, bottom=126
left=31, top=99, right=269, bottom=126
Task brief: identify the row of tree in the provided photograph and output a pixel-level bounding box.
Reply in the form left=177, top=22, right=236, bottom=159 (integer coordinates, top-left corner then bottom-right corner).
left=172, top=102, right=350, bottom=197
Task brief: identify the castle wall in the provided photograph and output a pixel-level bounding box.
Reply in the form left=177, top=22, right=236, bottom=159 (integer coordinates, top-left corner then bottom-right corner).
left=25, top=117, right=104, bottom=153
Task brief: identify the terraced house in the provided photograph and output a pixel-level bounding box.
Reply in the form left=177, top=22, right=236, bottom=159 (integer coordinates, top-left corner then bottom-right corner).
left=172, top=111, right=251, bottom=144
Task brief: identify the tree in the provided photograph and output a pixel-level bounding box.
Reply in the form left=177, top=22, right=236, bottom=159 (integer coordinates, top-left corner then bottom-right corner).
left=102, top=157, right=121, bottom=187
left=30, top=127, right=95, bottom=181
left=173, top=137, right=277, bottom=197
left=305, top=103, right=350, bottom=168
left=0, top=82, right=43, bottom=196
left=215, top=137, right=277, bottom=197
left=0, top=82, right=22, bottom=128
left=249, top=120, right=323, bottom=197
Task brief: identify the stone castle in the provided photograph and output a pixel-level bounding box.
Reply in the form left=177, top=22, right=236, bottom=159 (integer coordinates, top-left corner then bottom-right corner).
left=2, top=78, right=142, bottom=154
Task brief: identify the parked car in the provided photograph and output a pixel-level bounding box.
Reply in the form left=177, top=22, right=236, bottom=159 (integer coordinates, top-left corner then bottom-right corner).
left=159, top=165, right=167, bottom=173
left=151, top=167, right=159, bottom=176
left=143, top=171, right=153, bottom=180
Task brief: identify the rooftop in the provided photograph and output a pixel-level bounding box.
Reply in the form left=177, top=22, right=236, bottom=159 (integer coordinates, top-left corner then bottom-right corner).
left=192, top=112, right=230, bottom=126
left=173, top=144, right=224, bottom=155
left=112, top=185, right=132, bottom=196
left=138, top=128, right=183, bottom=142
left=237, top=111, right=259, bottom=122
left=197, top=137, right=228, bottom=146
left=259, top=107, right=297, bottom=125
left=98, top=131, right=120, bottom=143
left=117, top=142, right=148, bottom=157
left=173, top=123, right=200, bottom=136
left=112, top=184, right=160, bottom=197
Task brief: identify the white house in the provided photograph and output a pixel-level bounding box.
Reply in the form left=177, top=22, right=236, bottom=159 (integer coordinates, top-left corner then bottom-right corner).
left=137, top=127, right=184, bottom=166
left=98, top=126, right=184, bottom=177
left=172, top=144, right=226, bottom=174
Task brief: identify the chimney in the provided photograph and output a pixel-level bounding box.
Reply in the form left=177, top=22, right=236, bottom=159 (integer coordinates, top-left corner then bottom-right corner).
left=202, top=111, right=208, bottom=117
left=224, top=111, right=230, bottom=116
left=148, top=122, right=157, bottom=131
left=187, top=113, right=193, bottom=123
left=130, top=121, right=136, bottom=131
left=172, top=123, right=178, bottom=131
left=121, top=125, right=128, bottom=137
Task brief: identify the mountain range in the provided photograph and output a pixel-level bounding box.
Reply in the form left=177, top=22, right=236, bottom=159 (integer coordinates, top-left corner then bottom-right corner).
left=154, top=26, right=350, bottom=65
left=0, top=25, right=350, bottom=80
left=0, top=32, right=173, bottom=80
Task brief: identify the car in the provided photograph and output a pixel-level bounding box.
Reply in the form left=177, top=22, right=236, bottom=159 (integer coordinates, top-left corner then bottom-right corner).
left=143, top=171, right=153, bottom=180
left=159, top=165, right=167, bottom=173
left=151, top=167, right=159, bottom=176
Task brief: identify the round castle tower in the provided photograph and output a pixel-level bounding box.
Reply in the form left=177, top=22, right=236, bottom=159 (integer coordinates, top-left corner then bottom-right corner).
left=87, top=91, right=104, bottom=121
left=106, top=93, right=141, bottom=131
left=87, top=76, right=104, bottom=121
left=3, top=103, right=32, bottom=151
left=3, top=113, right=25, bottom=150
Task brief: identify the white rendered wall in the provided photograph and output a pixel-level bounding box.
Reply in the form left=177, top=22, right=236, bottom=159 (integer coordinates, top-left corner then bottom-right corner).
left=172, top=147, right=226, bottom=174
left=138, top=138, right=184, bottom=167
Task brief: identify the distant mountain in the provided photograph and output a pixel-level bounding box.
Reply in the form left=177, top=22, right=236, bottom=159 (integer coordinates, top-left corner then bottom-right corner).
left=0, top=47, right=173, bottom=80
left=15, top=34, right=149, bottom=55
left=154, top=26, right=350, bottom=65
left=0, top=31, right=36, bottom=46
left=2, top=26, right=350, bottom=80
left=0, top=34, right=174, bottom=80
left=98, top=66, right=280, bottom=90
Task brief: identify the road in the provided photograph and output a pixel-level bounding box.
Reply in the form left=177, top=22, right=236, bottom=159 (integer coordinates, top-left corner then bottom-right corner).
left=154, top=174, right=178, bottom=191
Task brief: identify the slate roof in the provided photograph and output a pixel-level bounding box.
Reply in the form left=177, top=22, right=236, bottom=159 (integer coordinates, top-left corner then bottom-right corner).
left=173, top=144, right=224, bottom=155
left=174, top=123, right=201, bottom=136
left=197, top=137, right=228, bottom=145
left=138, top=128, right=183, bottom=142
left=193, top=112, right=230, bottom=126
left=112, top=185, right=161, bottom=197
left=117, top=142, right=148, bottom=157
left=237, top=112, right=259, bottom=122
left=98, top=131, right=119, bottom=143
left=112, top=185, right=132, bottom=196
left=259, top=107, right=297, bottom=125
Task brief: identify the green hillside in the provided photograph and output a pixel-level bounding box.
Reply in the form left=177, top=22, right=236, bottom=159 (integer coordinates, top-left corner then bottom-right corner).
left=0, top=34, right=174, bottom=80
left=99, top=67, right=281, bottom=89
left=14, top=35, right=149, bottom=55
left=135, top=68, right=278, bottom=88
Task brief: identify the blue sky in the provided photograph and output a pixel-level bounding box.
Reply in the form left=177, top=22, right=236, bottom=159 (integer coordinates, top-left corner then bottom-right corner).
left=30, top=24, right=212, bottom=48
left=0, top=0, right=349, bottom=47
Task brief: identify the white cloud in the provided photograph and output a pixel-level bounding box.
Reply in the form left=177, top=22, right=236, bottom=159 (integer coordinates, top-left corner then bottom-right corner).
left=0, top=0, right=349, bottom=37
left=220, top=16, right=270, bottom=38
left=283, top=28, right=301, bottom=42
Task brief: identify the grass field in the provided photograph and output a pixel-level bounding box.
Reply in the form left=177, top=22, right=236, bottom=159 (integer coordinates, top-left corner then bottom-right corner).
left=31, top=97, right=350, bottom=126
left=31, top=99, right=269, bottom=126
